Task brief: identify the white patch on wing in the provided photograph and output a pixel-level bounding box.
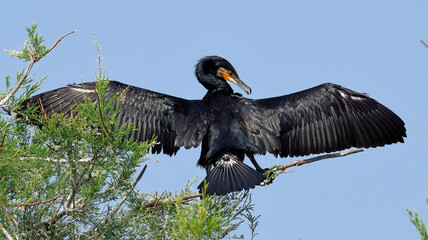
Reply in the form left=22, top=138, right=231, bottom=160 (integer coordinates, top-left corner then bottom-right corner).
left=339, top=90, right=364, bottom=101
left=350, top=95, right=365, bottom=101
left=70, top=87, right=96, bottom=93
left=338, top=90, right=348, bottom=98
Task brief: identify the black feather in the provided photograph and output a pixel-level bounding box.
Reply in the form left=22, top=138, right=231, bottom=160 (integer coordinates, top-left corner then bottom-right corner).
left=197, top=154, right=265, bottom=195
left=21, top=57, right=406, bottom=195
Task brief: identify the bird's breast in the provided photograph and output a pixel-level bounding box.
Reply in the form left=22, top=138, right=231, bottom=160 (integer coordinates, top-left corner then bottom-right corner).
left=203, top=95, right=264, bottom=158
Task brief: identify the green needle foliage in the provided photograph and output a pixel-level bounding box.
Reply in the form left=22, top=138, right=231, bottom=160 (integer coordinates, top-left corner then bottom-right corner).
left=408, top=207, right=427, bottom=240
left=5, top=23, right=48, bottom=61
left=0, top=24, right=259, bottom=239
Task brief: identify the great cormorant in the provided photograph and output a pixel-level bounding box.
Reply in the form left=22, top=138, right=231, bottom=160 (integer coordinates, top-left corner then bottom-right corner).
left=23, top=56, right=406, bottom=195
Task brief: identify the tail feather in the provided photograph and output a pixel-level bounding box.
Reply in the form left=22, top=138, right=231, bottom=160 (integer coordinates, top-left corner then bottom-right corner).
left=197, top=155, right=265, bottom=195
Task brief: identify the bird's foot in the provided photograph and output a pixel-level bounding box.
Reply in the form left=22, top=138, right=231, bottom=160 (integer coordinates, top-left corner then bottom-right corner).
left=260, top=167, right=277, bottom=186
left=257, top=167, right=270, bottom=173
left=261, top=175, right=275, bottom=186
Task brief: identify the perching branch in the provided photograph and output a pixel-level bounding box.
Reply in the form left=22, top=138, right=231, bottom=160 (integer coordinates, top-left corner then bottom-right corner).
left=140, top=148, right=365, bottom=208
left=262, top=148, right=364, bottom=185
left=275, top=148, right=363, bottom=171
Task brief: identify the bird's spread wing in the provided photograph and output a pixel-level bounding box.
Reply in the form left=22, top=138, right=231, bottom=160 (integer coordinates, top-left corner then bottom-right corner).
left=253, top=83, right=406, bottom=157
left=24, top=81, right=209, bottom=155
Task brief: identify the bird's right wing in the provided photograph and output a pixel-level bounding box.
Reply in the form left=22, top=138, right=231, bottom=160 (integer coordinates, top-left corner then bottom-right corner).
left=23, top=81, right=210, bottom=155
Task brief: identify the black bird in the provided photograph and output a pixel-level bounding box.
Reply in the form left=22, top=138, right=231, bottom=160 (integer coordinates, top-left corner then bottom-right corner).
left=23, top=56, right=406, bottom=195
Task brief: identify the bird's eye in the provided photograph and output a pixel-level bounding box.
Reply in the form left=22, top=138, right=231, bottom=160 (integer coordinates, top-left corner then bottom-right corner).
left=216, top=67, right=229, bottom=78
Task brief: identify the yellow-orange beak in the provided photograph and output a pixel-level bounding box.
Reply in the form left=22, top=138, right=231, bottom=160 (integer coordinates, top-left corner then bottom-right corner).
left=218, top=68, right=252, bottom=95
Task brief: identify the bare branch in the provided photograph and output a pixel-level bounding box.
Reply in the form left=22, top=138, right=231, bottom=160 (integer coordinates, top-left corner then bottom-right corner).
left=0, top=116, right=15, bottom=150
left=37, top=195, right=84, bottom=229
left=44, top=30, right=76, bottom=57
left=0, top=57, right=35, bottom=107
left=261, top=148, right=364, bottom=185
left=274, top=148, right=363, bottom=170
left=0, top=222, right=13, bottom=240
left=37, top=99, right=49, bottom=127
left=0, top=198, right=17, bottom=238
left=108, top=165, right=147, bottom=221
left=420, top=40, right=428, bottom=48
left=0, top=116, right=15, bottom=131
left=14, top=195, right=61, bottom=208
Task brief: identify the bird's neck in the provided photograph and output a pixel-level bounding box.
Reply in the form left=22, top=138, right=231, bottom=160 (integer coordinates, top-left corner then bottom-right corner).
left=196, top=72, right=234, bottom=96
left=204, top=85, right=234, bottom=98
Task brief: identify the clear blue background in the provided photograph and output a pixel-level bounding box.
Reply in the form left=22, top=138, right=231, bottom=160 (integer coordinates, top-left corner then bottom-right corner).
left=1, top=1, right=427, bottom=239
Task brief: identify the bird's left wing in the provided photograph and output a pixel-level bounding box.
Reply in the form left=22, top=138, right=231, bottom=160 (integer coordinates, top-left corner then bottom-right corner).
left=23, top=81, right=209, bottom=155
left=252, top=83, right=406, bottom=158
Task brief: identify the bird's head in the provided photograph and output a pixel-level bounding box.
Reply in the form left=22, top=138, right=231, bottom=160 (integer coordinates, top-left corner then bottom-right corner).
left=195, top=56, right=252, bottom=95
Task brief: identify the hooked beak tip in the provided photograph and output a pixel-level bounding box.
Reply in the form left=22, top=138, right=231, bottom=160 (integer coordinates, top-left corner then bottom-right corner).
left=238, top=80, right=252, bottom=95
left=227, top=75, right=252, bottom=95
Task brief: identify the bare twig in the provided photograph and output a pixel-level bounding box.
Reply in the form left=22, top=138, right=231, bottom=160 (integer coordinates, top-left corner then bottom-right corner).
left=14, top=195, right=61, bottom=208
left=420, top=40, right=428, bottom=49
left=0, top=116, right=15, bottom=150
left=38, top=99, right=49, bottom=126
left=33, top=130, right=59, bottom=153
left=44, top=30, right=76, bottom=57
left=0, top=222, right=13, bottom=240
left=0, top=56, right=35, bottom=107
left=38, top=194, right=84, bottom=229
left=0, top=134, right=6, bottom=150
left=107, top=165, right=147, bottom=221
left=0, top=198, right=17, bottom=239
left=0, top=115, right=15, bottom=131
left=261, top=148, right=364, bottom=185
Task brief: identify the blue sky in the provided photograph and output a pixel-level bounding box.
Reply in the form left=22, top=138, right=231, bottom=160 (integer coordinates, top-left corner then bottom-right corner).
left=1, top=1, right=427, bottom=239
